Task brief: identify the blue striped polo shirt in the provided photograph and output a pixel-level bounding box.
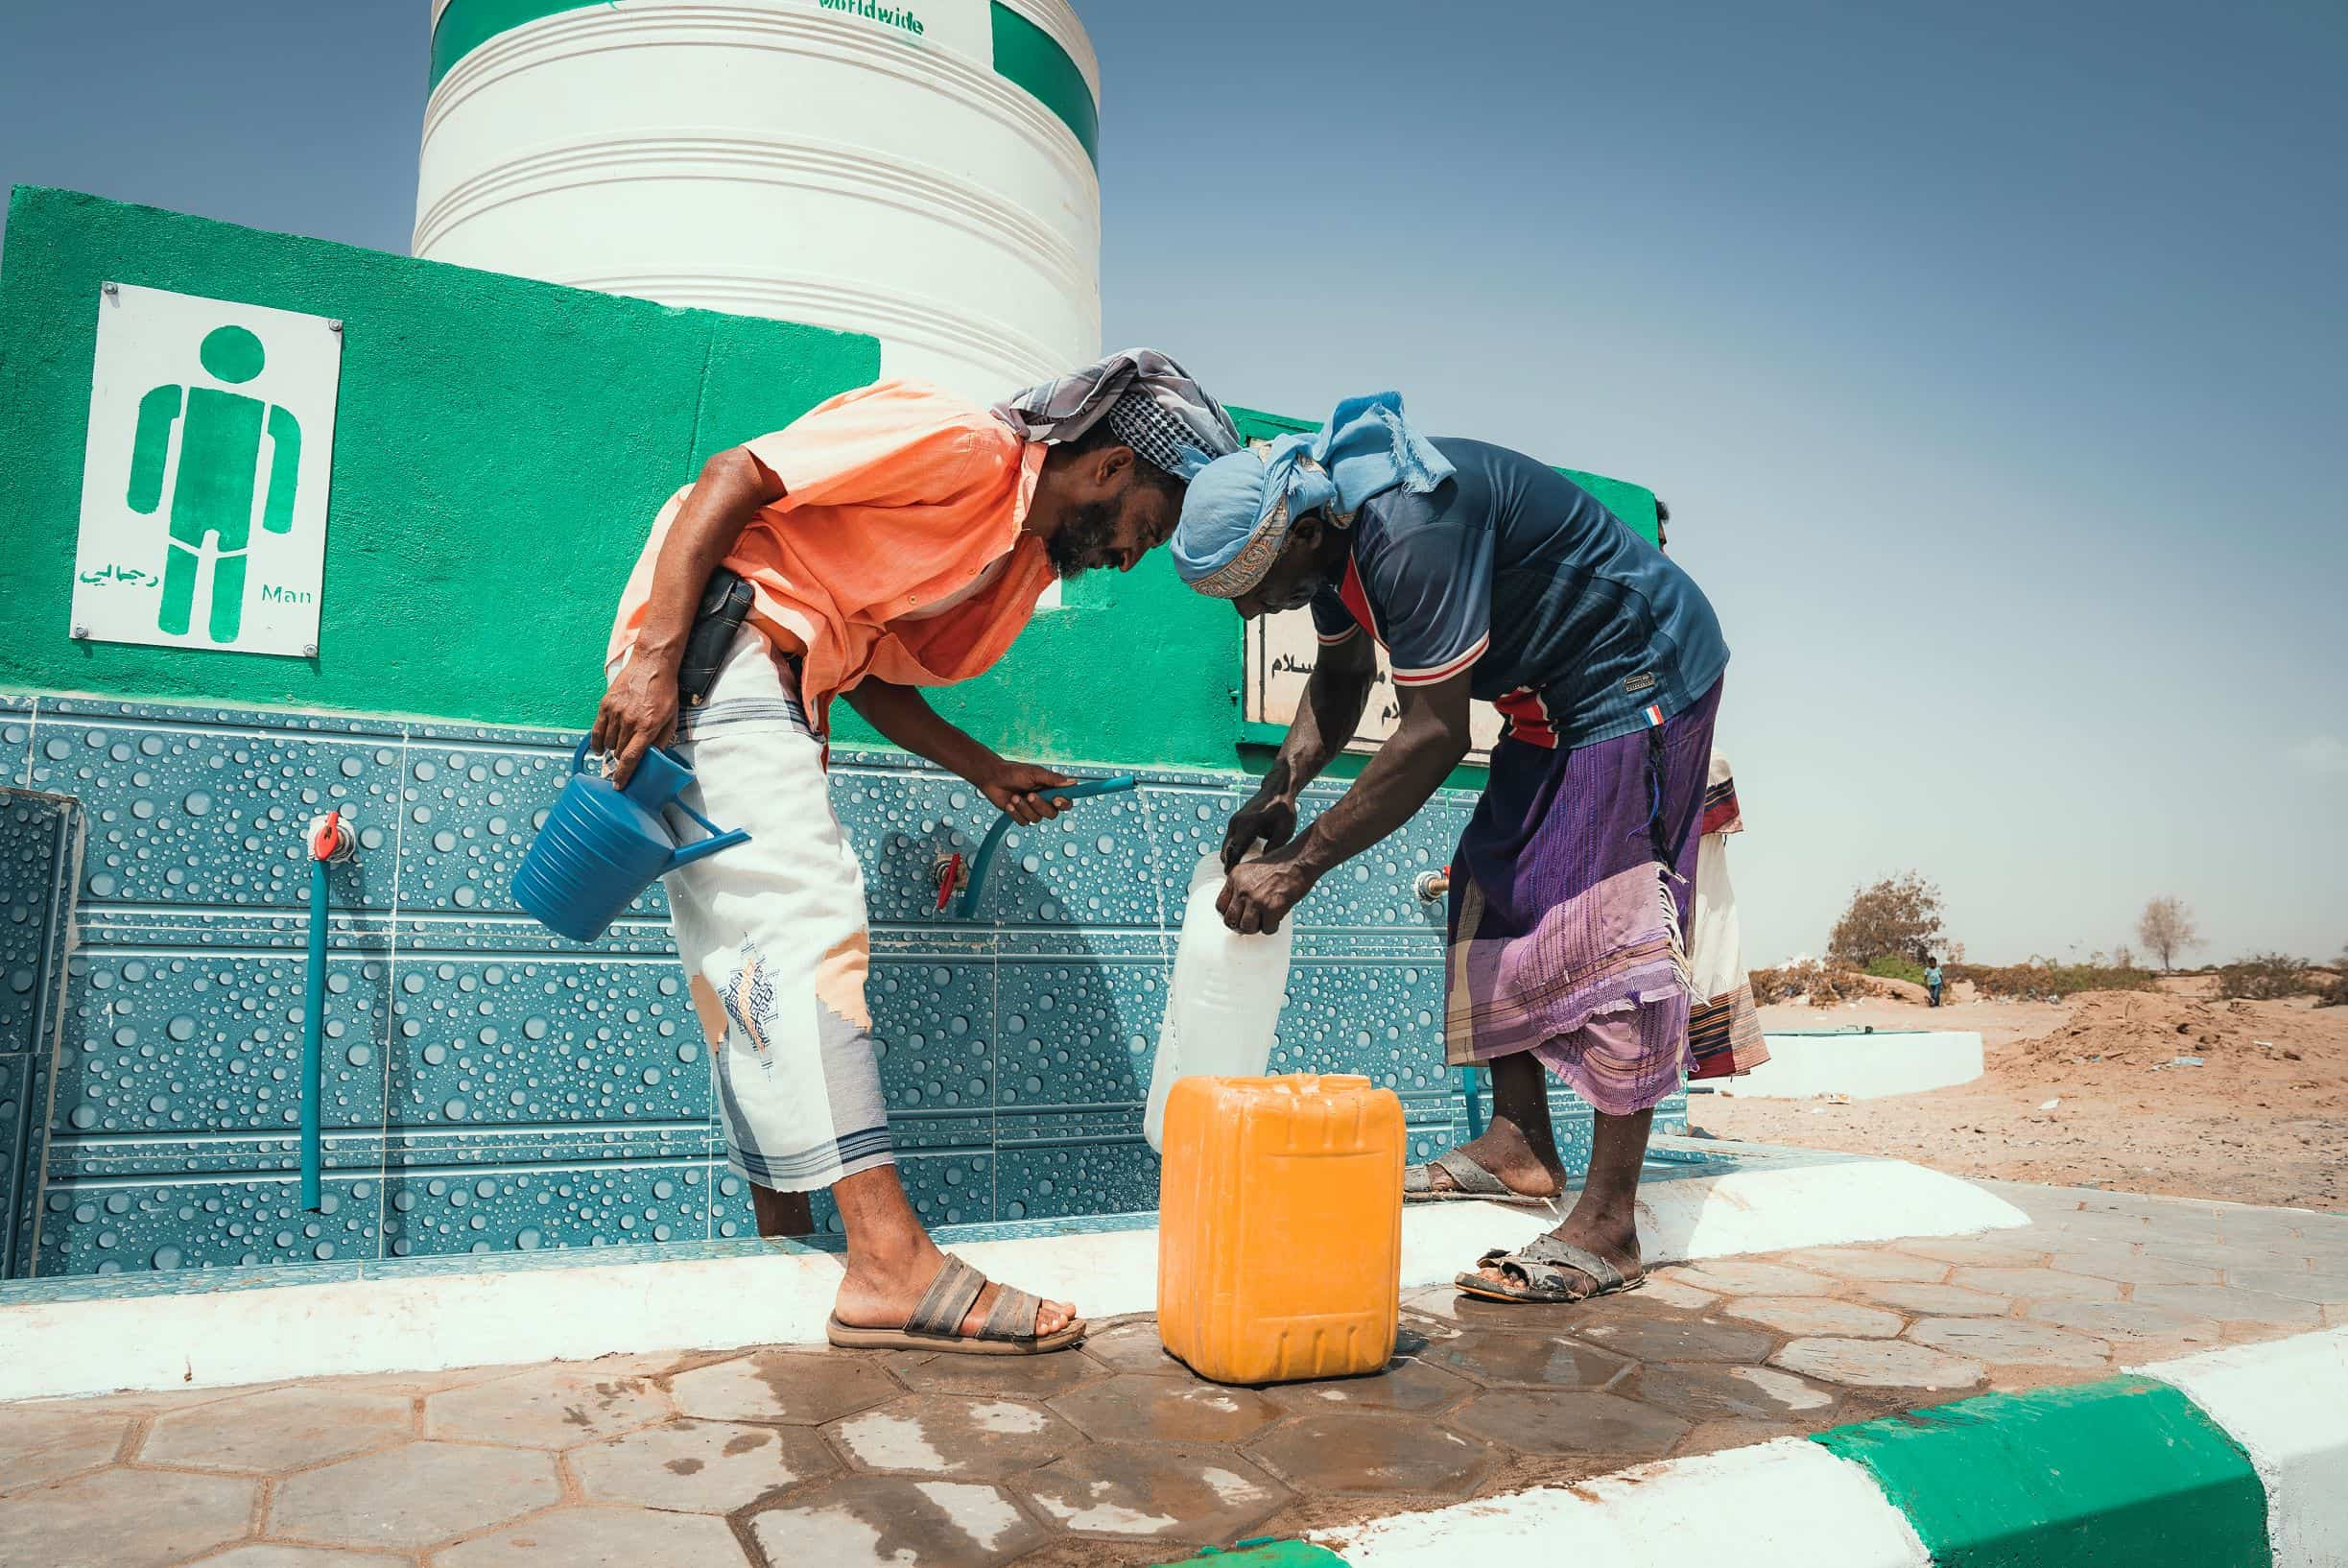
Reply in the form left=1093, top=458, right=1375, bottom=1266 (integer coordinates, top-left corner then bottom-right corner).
left=1307, top=438, right=1728, bottom=748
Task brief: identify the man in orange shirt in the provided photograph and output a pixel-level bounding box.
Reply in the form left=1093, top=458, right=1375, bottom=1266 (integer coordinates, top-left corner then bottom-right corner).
left=593, top=351, right=1237, bottom=1354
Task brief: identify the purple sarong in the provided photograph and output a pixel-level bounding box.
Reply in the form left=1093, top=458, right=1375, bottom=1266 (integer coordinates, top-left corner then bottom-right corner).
left=1445, top=679, right=1721, bottom=1116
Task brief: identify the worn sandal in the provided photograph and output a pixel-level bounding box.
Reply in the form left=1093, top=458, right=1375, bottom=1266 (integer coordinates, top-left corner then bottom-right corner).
left=825, top=1253, right=1085, bottom=1355
left=1403, top=1149, right=1554, bottom=1208
left=1454, top=1235, right=1646, bottom=1305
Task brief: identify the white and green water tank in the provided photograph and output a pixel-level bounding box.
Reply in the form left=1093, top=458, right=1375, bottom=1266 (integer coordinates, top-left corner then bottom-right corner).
left=415, top=0, right=1102, bottom=400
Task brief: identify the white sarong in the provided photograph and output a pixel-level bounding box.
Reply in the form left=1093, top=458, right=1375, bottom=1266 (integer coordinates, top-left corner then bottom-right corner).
left=1688, top=751, right=1768, bottom=1080
left=663, top=630, right=892, bottom=1191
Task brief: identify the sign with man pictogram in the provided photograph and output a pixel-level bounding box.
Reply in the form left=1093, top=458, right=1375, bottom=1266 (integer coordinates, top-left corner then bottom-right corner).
left=71, top=285, right=342, bottom=657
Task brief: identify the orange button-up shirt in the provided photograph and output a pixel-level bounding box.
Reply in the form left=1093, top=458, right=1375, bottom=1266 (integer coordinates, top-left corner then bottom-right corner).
left=606, top=381, right=1055, bottom=734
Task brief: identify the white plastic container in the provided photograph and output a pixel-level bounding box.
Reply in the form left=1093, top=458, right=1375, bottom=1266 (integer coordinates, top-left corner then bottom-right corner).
left=1144, top=852, right=1297, bottom=1152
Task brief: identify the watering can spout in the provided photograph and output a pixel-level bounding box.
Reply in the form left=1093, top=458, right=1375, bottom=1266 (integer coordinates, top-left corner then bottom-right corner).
left=667, top=828, right=751, bottom=871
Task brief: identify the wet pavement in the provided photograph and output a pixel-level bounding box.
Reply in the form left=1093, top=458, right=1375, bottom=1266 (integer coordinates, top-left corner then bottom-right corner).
left=3, top=1179, right=2343, bottom=1568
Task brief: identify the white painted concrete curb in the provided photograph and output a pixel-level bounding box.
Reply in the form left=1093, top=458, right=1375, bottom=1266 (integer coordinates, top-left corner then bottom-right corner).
left=1320, top=1437, right=1933, bottom=1568
left=2146, top=1328, right=2348, bottom=1568
left=1723, top=1031, right=1984, bottom=1100
left=0, top=1153, right=2023, bottom=1400
left=1312, top=1327, right=2348, bottom=1568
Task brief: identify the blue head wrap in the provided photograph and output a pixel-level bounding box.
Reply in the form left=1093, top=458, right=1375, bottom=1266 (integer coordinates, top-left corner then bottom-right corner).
left=1171, top=392, right=1454, bottom=599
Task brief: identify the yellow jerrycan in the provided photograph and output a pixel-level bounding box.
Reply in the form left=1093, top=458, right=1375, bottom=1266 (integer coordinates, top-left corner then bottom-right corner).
left=1156, top=1074, right=1405, bottom=1385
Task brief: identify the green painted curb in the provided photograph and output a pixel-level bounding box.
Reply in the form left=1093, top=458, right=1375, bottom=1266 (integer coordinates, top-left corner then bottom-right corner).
left=1813, top=1374, right=2272, bottom=1568
left=1154, top=1541, right=1345, bottom=1566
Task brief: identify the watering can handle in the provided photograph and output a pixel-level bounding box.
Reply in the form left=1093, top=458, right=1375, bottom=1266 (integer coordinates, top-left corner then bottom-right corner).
left=570, top=737, right=748, bottom=869
left=570, top=737, right=699, bottom=784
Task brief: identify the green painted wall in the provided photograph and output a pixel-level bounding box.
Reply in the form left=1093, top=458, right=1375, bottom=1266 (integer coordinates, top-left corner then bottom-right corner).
left=0, top=186, right=879, bottom=738
left=0, top=186, right=1657, bottom=782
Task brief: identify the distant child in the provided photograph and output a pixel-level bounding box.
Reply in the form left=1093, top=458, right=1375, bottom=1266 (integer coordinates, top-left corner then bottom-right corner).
left=1925, top=959, right=1945, bottom=1008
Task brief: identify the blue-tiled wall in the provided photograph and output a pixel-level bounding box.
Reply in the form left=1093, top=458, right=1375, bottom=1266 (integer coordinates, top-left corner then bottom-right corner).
left=0, top=695, right=1682, bottom=1278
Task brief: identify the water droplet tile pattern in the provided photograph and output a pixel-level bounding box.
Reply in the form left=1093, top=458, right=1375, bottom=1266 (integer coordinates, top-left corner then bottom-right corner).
left=0, top=784, right=79, bottom=1277
left=3, top=696, right=1680, bottom=1277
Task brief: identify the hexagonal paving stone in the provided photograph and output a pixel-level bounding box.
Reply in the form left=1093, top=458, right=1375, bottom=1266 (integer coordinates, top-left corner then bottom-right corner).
left=2046, top=1247, right=2220, bottom=1287
left=1253, top=1411, right=1494, bottom=1497
left=1774, top=1247, right=1948, bottom=1283
left=0, top=1406, right=131, bottom=1492
left=1625, top=1363, right=1838, bottom=1423
left=747, top=1476, right=1045, bottom=1566
left=1450, top=1390, right=1689, bottom=1461
left=2145, top=1238, right=2312, bottom=1273
left=1722, top=1296, right=1905, bottom=1338
left=1572, top=1314, right=1775, bottom=1365
left=2129, top=1282, right=2324, bottom=1328
left=2026, top=1299, right=2222, bottom=1353
left=1400, top=1286, right=1579, bottom=1332
left=436, top=1504, right=747, bottom=1568
left=1019, top=1446, right=1287, bottom=1542
left=2221, top=1268, right=2348, bottom=1305
left=1664, top=1260, right=1837, bottom=1296
left=1895, top=1237, right=2050, bottom=1268
left=1264, top=1357, right=1477, bottom=1415
left=1050, top=1375, right=1282, bottom=1445
left=669, top=1349, right=900, bottom=1424
left=426, top=1363, right=672, bottom=1449
left=1079, top=1320, right=1192, bottom=1377
left=1771, top=1338, right=1984, bottom=1391
left=571, top=1417, right=838, bottom=1512
left=1908, top=1318, right=2110, bottom=1369
left=1948, top=1267, right=2120, bottom=1302
left=1637, top=1276, right=1722, bottom=1311
left=826, top=1393, right=1079, bottom=1478
left=188, top=1551, right=398, bottom=1568
left=272, top=1439, right=560, bottom=1550
left=1857, top=1281, right=2014, bottom=1317
left=1423, top=1330, right=1628, bottom=1390
left=141, top=1384, right=414, bottom=1473
left=895, top=1349, right=1106, bottom=1399
left=0, top=1463, right=254, bottom=1568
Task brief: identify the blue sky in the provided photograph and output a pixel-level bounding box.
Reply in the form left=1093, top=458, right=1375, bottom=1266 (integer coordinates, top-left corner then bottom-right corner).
left=3, top=1, right=2340, bottom=965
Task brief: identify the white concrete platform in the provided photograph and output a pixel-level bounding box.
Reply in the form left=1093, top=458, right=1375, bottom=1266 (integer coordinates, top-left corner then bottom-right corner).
left=1718, top=1031, right=1984, bottom=1100
left=0, top=1145, right=2024, bottom=1402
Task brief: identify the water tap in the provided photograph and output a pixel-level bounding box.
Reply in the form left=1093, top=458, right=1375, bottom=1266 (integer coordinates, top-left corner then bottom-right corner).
left=306, top=811, right=358, bottom=865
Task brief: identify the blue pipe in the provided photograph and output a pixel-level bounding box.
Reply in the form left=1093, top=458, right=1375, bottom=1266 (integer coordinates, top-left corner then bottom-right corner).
left=301, top=856, right=326, bottom=1211
left=955, top=775, right=1137, bottom=918
left=1459, top=1066, right=1487, bottom=1140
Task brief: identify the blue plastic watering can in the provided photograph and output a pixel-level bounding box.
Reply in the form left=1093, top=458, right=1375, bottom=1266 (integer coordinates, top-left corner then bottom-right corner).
left=512, top=740, right=750, bottom=941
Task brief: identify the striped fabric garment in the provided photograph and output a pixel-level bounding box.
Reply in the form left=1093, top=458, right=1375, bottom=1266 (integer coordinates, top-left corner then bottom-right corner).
left=1688, top=751, right=1768, bottom=1081
left=1444, top=681, right=1721, bottom=1116
left=661, top=631, right=893, bottom=1193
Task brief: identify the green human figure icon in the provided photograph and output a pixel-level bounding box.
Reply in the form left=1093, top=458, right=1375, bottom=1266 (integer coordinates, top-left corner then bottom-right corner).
left=125, top=323, right=301, bottom=643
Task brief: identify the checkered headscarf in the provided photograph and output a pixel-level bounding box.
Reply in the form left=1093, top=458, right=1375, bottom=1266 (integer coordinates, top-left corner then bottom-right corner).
left=993, top=348, right=1240, bottom=483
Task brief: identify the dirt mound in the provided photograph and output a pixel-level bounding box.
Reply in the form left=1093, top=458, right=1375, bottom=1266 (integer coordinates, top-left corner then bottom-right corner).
left=2009, top=989, right=2319, bottom=1068
left=1703, top=991, right=2348, bottom=1210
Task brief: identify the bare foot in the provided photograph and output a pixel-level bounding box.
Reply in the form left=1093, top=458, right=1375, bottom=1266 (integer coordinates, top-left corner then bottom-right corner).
left=1472, top=1213, right=1642, bottom=1297
left=1423, top=1120, right=1566, bottom=1200
left=833, top=1240, right=1078, bottom=1340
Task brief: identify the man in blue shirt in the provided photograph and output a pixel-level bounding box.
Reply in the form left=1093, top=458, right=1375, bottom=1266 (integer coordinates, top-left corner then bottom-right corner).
left=1171, top=393, right=1729, bottom=1307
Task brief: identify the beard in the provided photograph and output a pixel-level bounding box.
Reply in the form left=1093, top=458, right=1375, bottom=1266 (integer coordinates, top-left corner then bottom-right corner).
left=1046, top=499, right=1119, bottom=580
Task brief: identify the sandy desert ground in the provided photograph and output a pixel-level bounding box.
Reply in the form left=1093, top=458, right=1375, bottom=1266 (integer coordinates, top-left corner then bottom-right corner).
left=1689, top=986, right=2348, bottom=1212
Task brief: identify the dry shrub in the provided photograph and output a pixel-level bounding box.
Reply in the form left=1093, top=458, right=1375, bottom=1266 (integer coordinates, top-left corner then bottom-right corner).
left=1948, top=961, right=2158, bottom=1003
left=1747, top=960, right=1887, bottom=1008
left=2218, top=952, right=2313, bottom=1001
